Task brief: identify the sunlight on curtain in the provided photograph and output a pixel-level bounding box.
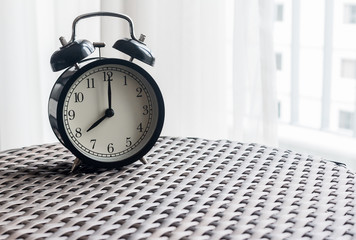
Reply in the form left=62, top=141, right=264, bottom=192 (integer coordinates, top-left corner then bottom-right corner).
left=102, top=0, right=277, bottom=145
left=0, top=0, right=277, bottom=150
left=232, top=0, right=277, bottom=145
left=120, top=0, right=234, bottom=141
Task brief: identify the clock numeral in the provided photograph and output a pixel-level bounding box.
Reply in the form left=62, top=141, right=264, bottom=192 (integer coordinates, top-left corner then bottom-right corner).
left=103, top=71, right=113, bottom=82
left=87, top=78, right=95, bottom=88
left=137, top=123, right=143, bottom=132
left=68, top=110, right=75, bottom=120
left=143, top=105, right=149, bottom=115
left=126, top=137, right=132, bottom=147
left=107, top=143, right=114, bottom=153
left=74, top=92, right=84, bottom=103
left=90, top=139, right=96, bottom=149
left=75, top=128, right=82, bottom=138
left=123, top=75, right=127, bottom=86
left=136, top=87, right=143, bottom=97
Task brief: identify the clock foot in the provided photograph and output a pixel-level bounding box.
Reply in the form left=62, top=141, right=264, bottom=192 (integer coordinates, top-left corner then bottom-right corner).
left=71, top=158, right=81, bottom=172
left=139, top=157, right=148, bottom=165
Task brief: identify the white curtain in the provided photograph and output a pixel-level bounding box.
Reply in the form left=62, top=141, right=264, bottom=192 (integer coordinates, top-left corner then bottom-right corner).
left=232, top=0, right=277, bottom=145
left=0, top=0, right=101, bottom=150
left=0, top=0, right=277, bottom=150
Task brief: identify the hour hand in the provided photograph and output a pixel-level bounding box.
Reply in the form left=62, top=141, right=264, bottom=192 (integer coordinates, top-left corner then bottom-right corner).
left=87, top=114, right=106, bottom=132
left=86, top=108, right=114, bottom=132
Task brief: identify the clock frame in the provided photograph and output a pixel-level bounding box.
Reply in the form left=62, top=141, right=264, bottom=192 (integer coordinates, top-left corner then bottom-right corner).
left=48, top=58, right=164, bottom=168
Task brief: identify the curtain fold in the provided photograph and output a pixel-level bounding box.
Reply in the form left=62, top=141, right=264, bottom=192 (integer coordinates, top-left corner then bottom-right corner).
left=0, top=0, right=277, bottom=150
left=232, top=0, right=278, bottom=145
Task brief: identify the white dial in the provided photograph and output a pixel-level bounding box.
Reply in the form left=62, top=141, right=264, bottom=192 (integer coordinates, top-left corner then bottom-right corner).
left=62, top=63, right=160, bottom=163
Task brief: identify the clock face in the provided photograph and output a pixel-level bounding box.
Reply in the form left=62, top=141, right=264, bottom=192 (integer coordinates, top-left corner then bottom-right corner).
left=57, top=59, right=164, bottom=166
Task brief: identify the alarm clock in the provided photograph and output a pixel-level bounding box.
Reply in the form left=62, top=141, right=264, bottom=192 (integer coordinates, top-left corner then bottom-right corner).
left=48, top=12, right=164, bottom=169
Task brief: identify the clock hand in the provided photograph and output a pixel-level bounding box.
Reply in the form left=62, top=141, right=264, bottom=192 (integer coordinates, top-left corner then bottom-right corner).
left=86, top=108, right=115, bottom=132
left=108, top=78, right=112, bottom=110
left=87, top=114, right=107, bottom=132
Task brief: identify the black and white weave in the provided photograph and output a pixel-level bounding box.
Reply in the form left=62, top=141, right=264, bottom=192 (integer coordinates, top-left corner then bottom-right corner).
left=0, top=137, right=355, bottom=239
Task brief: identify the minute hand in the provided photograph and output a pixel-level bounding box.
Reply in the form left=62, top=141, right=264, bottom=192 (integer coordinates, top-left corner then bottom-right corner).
left=108, top=78, right=112, bottom=109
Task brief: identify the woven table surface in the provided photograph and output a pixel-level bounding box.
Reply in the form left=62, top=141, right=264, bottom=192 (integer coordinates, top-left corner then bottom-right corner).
left=0, top=137, right=355, bottom=240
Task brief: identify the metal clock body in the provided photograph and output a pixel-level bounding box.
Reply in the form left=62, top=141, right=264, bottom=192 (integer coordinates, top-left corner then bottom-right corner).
left=49, top=58, right=164, bottom=168
left=48, top=12, right=164, bottom=169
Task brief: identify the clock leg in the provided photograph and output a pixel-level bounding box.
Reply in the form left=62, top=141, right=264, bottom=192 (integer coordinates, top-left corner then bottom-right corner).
left=139, top=157, right=148, bottom=165
left=70, top=158, right=82, bottom=172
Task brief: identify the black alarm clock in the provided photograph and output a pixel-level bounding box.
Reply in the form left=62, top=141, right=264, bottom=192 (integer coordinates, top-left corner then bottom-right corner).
left=48, top=12, right=164, bottom=170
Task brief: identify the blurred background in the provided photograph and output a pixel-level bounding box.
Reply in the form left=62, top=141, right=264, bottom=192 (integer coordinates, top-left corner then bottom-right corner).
left=0, top=0, right=355, bottom=171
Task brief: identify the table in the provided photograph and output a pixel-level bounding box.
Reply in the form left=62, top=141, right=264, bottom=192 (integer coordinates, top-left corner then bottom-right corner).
left=0, top=137, right=355, bottom=239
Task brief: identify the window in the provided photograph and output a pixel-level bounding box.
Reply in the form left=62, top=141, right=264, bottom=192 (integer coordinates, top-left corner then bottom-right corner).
left=275, top=53, right=282, bottom=71
left=344, top=4, right=356, bottom=24
left=275, top=4, right=284, bottom=22
left=341, top=59, right=356, bottom=79
left=274, top=0, right=356, bottom=171
left=339, top=110, right=354, bottom=130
